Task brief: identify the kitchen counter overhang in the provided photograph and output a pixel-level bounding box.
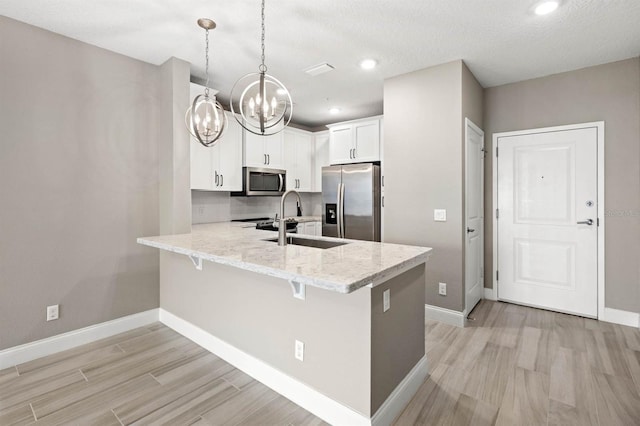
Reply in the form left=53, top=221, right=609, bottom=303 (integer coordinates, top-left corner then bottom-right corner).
left=137, top=222, right=432, bottom=294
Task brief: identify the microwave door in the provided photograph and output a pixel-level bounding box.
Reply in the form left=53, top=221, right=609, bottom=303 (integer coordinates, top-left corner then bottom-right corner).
left=322, top=165, right=341, bottom=238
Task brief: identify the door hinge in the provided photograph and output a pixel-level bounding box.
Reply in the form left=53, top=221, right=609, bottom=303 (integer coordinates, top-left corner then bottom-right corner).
left=496, top=146, right=499, bottom=157
left=496, top=270, right=499, bottom=281
left=496, top=208, right=499, bottom=219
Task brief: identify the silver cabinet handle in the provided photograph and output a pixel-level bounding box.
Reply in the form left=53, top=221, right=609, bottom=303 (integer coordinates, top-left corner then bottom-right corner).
left=577, top=219, right=593, bottom=225
left=214, top=171, right=219, bottom=186
left=220, top=174, right=224, bottom=187
left=467, top=227, right=475, bottom=233
left=267, top=154, right=270, bottom=165
left=353, top=148, right=356, bottom=158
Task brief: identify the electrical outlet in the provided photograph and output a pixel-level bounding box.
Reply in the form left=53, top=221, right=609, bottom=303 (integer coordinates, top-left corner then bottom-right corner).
left=434, top=209, right=447, bottom=222
left=295, top=340, right=304, bottom=361
left=438, top=283, right=447, bottom=296
left=383, top=289, right=390, bottom=312
left=46, top=304, right=59, bottom=321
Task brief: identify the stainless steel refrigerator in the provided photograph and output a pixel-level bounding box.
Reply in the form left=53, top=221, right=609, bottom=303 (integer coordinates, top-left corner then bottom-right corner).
left=322, top=163, right=381, bottom=241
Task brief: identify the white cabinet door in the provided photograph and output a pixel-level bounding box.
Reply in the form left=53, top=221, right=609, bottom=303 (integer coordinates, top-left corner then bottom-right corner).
left=191, top=137, right=215, bottom=190
left=353, top=120, right=380, bottom=162
left=217, top=113, right=243, bottom=191
left=328, top=118, right=381, bottom=165
left=264, top=132, right=284, bottom=169
left=190, top=111, right=243, bottom=192
left=244, top=122, right=284, bottom=169
left=284, top=129, right=313, bottom=191
left=329, top=125, right=353, bottom=164
left=303, top=222, right=316, bottom=236
left=315, top=221, right=322, bottom=237
left=244, top=131, right=267, bottom=168
left=284, top=130, right=297, bottom=190
left=295, top=133, right=313, bottom=191
left=313, top=132, right=330, bottom=192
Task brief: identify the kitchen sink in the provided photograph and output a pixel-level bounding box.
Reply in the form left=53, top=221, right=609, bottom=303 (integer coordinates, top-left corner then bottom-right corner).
left=264, top=236, right=348, bottom=249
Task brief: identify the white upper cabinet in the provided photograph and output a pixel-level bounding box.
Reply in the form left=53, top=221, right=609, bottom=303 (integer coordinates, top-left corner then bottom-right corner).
left=243, top=121, right=285, bottom=169
left=190, top=107, right=243, bottom=191
left=313, top=131, right=330, bottom=192
left=328, top=117, right=381, bottom=165
left=284, top=128, right=313, bottom=192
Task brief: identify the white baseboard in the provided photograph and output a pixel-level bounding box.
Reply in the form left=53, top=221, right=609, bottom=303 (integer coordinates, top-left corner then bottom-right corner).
left=370, top=355, right=428, bottom=426
left=425, top=305, right=466, bottom=327
left=484, top=287, right=497, bottom=301
left=0, top=309, right=159, bottom=369
left=600, top=307, right=640, bottom=328
left=160, top=309, right=426, bottom=426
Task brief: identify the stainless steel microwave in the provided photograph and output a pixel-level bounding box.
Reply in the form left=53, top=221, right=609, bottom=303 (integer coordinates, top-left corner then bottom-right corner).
left=231, top=167, right=286, bottom=196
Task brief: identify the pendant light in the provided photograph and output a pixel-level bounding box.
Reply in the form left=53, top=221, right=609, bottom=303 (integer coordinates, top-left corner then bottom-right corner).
left=185, top=18, right=227, bottom=147
left=230, top=0, right=292, bottom=136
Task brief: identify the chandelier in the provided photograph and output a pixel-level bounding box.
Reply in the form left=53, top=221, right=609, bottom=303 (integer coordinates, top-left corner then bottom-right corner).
left=230, top=0, right=292, bottom=136
left=185, top=18, right=227, bottom=147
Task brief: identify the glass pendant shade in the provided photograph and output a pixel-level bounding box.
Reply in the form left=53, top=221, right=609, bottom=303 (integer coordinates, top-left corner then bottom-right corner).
left=185, top=92, right=227, bottom=147
left=231, top=71, right=292, bottom=136
left=185, top=18, right=226, bottom=147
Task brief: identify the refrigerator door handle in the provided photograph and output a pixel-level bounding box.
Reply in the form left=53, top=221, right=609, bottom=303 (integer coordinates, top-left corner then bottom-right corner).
left=339, top=183, right=346, bottom=238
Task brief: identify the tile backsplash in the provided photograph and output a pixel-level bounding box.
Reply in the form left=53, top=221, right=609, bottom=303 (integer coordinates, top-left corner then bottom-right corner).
left=192, top=191, right=322, bottom=224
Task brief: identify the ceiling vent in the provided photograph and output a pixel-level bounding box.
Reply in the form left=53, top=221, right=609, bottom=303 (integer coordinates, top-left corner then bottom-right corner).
left=304, top=62, right=335, bottom=76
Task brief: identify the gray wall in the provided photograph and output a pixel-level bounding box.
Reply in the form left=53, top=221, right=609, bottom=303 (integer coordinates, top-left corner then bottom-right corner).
left=384, top=60, right=482, bottom=312
left=160, top=251, right=426, bottom=417
left=484, top=57, right=640, bottom=314
left=0, top=17, right=161, bottom=350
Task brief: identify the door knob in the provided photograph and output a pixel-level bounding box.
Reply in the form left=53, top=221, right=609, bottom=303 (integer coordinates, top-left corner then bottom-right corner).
left=467, top=227, right=475, bottom=233
left=577, top=219, right=593, bottom=225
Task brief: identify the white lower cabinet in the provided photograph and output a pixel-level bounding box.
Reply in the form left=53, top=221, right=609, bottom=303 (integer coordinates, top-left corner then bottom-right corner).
left=190, top=110, right=243, bottom=191
left=297, top=221, right=321, bottom=236
left=284, top=129, right=313, bottom=192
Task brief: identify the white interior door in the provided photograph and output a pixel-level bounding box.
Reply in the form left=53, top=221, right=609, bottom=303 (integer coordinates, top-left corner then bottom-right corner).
left=465, top=119, right=484, bottom=314
left=496, top=127, right=598, bottom=317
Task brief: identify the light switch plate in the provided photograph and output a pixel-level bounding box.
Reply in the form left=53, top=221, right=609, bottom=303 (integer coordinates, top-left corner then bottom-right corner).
left=434, top=209, right=447, bottom=222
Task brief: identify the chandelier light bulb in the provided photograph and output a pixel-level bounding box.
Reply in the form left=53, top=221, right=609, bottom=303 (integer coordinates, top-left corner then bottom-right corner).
left=534, top=1, right=559, bottom=15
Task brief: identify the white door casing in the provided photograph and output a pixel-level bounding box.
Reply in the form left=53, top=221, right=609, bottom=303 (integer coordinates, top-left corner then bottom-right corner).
left=493, top=123, right=605, bottom=318
left=465, top=119, right=484, bottom=314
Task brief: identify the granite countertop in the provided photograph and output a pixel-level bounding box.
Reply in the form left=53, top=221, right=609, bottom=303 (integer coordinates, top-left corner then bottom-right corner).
left=293, top=215, right=321, bottom=223
left=137, top=222, right=431, bottom=294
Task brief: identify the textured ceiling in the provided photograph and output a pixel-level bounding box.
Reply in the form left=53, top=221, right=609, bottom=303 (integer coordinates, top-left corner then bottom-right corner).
left=2, top=0, right=640, bottom=127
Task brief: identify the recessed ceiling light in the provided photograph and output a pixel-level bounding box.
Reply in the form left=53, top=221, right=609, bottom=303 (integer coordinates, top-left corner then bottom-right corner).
left=329, top=107, right=341, bottom=114
left=534, top=1, right=559, bottom=15
left=359, top=59, right=377, bottom=70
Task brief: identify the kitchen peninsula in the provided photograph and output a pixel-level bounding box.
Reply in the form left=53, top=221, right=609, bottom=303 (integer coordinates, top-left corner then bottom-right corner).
left=138, top=222, right=432, bottom=425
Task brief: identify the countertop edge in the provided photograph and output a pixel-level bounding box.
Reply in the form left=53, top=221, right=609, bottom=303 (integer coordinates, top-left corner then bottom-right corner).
left=137, top=237, right=431, bottom=294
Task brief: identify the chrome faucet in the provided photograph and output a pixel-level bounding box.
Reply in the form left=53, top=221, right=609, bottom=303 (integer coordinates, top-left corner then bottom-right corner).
left=278, top=189, right=302, bottom=246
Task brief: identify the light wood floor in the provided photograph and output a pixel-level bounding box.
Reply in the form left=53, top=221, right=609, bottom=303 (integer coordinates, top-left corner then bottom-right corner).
left=395, top=300, right=640, bottom=425
left=1, top=300, right=639, bottom=425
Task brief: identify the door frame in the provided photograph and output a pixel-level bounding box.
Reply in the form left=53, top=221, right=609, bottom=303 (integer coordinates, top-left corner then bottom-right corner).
left=465, top=118, right=484, bottom=314
left=492, top=121, right=605, bottom=319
